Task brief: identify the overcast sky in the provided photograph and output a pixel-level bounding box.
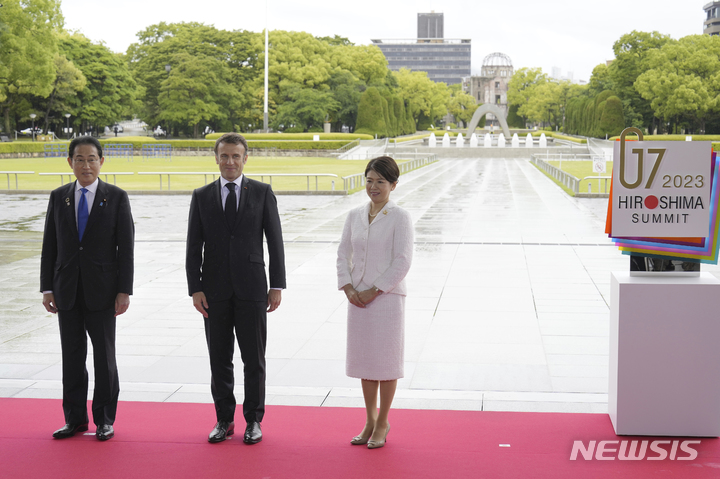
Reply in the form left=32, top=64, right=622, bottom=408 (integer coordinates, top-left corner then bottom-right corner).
left=60, top=0, right=706, bottom=83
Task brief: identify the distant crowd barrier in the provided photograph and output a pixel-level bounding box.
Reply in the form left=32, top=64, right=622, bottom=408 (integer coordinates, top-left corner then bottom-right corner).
left=141, top=144, right=172, bottom=160
left=43, top=144, right=68, bottom=158
left=105, top=143, right=134, bottom=159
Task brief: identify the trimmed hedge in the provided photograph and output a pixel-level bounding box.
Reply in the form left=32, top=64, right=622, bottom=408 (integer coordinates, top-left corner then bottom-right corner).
left=0, top=142, right=46, bottom=153
left=0, top=137, right=358, bottom=154
left=205, top=132, right=372, bottom=141
left=530, top=132, right=586, bottom=144
left=608, top=134, right=720, bottom=142
left=245, top=140, right=351, bottom=150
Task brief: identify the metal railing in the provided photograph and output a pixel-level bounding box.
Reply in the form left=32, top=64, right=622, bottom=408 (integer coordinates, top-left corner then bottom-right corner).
left=137, top=172, right=338, bottom=191
left=587, top=138, right=613, bottom=161
left=530, top=153, right=612, bottom=194
left=530, top=156, right=581, bottom=194
left=581, top=176, right=612, bottom=194
left=0, top=171, right=34, bottom=189
left=342, top=154, right=439, bottom=191
left=336, top=139, right=360, bottom=155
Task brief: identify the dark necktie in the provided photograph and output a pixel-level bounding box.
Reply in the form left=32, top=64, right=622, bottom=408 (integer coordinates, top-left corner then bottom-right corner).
left=78, top=187, right=89, bottom=240
left=225, top=183, right=237, bottom=227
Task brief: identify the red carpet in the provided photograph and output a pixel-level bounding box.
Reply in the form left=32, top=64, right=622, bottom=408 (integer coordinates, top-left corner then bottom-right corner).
left=1, top=398, right=719, bottom=478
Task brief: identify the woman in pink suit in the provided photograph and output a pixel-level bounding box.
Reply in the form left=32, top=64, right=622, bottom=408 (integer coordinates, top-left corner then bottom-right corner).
left=337, top=156, right=414, bottom=449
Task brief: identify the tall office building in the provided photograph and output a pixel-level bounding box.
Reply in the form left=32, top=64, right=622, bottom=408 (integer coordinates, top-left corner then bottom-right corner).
left=704, top=2, right=720, bottom=35
left=418, top=12, right=443, bottom=39
left=371, top=12, right=471, bottom=85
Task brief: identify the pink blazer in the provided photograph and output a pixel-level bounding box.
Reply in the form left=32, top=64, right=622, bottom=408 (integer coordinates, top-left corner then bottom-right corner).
left=337, top=200, right=414, bottom=295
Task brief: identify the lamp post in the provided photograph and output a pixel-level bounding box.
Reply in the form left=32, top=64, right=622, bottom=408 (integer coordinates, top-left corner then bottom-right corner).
left=29, top=113, right=36, bottom=141
left=64, top=113, right=71, bottom=140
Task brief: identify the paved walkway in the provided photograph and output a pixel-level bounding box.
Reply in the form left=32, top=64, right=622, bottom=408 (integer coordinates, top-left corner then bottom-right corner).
left=2, top=157, right=714, bottom=413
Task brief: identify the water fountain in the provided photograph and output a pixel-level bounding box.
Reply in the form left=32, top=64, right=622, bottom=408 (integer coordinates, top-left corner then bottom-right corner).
left=429, top=132, right=437, bottom=147
left=484, top=133, right=491, bottom=148
left=469, top=133, right=478, bottom=147
left=525, top=133, right=533, bottom=148
left=456, top=133, right=464, bottom=147
left=442, top=133, right=451, bottom=147
left=497, top=133, right=506, bottom=148
left=539, top=133, right=547, bottom=148
left=511, top=133, right=519, bottom=147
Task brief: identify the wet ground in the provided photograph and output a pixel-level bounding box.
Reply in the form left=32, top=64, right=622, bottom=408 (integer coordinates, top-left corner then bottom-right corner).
left=2, top=157, right=709, bottom=413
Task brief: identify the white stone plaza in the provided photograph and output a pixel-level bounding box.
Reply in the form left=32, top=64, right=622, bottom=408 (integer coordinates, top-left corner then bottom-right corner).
left=3, top=157, right=712, bottom=413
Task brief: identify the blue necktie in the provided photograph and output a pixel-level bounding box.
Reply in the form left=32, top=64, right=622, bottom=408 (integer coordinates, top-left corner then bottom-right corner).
left=78, top=188, right=89, bottom=241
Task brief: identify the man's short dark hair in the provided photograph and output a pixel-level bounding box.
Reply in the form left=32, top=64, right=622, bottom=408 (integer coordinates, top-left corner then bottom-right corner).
left=365, top=156, right=399, bottom=183
left=214, top=133, right=248, bottom=156
left=69, top=136, right=103, bottom=158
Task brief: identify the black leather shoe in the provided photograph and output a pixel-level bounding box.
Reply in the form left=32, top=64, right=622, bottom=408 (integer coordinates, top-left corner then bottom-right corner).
left=96, top=424, right=114, bottom=441
left=52, top=422, right=89, bottom=439
left=243, top=421, right=262, bottom=444
left=208, top=421, right=234, bottom=443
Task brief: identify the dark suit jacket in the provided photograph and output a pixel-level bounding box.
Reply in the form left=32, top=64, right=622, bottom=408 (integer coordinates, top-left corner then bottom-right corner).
left=186, top=176, right=286, bottom=302
left=40, top=179, right=135, bottom=311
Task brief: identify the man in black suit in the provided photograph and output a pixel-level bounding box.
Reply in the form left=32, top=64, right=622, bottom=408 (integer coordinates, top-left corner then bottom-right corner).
left=41, top=136, right=134, bottom=441
left=186, top=132, right=286, bottom=444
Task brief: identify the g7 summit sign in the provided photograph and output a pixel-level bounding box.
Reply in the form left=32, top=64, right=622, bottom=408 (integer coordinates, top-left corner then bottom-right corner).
left=611, top=130, right=712, bottom=238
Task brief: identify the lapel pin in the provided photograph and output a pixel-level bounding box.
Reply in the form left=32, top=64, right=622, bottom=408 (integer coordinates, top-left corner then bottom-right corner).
left=65, top=198, right=70, bottom=206
left=383, top=210, right=388, bottom=215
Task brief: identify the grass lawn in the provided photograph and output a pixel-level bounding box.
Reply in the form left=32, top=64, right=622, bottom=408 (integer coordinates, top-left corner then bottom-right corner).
left=0, top=156, right=398, bottom=192
left=548, top=160, right=613, bottom=194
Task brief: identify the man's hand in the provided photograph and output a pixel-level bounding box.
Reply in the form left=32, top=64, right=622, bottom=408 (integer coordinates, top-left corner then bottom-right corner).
left=267, top=289, right=282, bottom=312
left=193, top=291, right=209, bottom=318
left=42, top=293, right=58, bottom=314
left=115, top=293, right=130, bottom=316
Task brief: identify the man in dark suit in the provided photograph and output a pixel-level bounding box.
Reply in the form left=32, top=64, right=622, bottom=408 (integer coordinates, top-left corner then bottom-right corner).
left=186, top=132, right=285, bottom=444
left=41, top=136, right=134, bottom=441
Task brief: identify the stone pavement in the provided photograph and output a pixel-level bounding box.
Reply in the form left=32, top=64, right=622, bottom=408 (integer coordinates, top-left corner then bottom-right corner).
left=2, top=157, right=713, bottom=414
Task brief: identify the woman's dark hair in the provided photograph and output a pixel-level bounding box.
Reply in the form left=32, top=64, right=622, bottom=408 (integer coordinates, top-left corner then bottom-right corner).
left=365, top=156, right=399, bottom=183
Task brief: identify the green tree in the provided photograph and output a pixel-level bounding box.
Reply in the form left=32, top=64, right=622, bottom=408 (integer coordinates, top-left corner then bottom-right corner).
left=128, top=22, right=259, bottom=135
left=608, top=31, right=672, bottom=131
left=0, top=0, right=63, bottom=133
left=598, top=96, right=625, bottom=137
left=447, top=85, right=478, bottom=127
left=355, top=87, right=387, bottom=137
left=40, top=53, right=86, bottom=133
left=507, top=67, right=547, bottom=126
left=327, top=71, right=364, bottom=131
left=635, top=34, right=720, bottom=133
left=60, top=33, right=137, bottom=134
left=158, top=52, right=237, bottom=137
left=393, top=68, right=450, bottom=127
left=272, top=85, right=340, bottom=132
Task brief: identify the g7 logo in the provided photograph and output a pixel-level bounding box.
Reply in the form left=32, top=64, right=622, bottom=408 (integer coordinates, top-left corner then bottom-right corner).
left=618, top=127, right=666, bottom=190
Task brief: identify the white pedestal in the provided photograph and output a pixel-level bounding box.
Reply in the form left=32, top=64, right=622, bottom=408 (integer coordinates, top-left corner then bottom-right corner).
left=609, top=271, right=720, bottom=436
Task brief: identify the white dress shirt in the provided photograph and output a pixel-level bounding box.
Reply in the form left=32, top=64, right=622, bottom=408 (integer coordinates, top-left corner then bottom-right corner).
left=74, top=178, right=99, bottom=229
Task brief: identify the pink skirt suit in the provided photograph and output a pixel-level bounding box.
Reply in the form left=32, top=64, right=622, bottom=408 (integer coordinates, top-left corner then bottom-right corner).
left=337, top=200, right=414, bottom=380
